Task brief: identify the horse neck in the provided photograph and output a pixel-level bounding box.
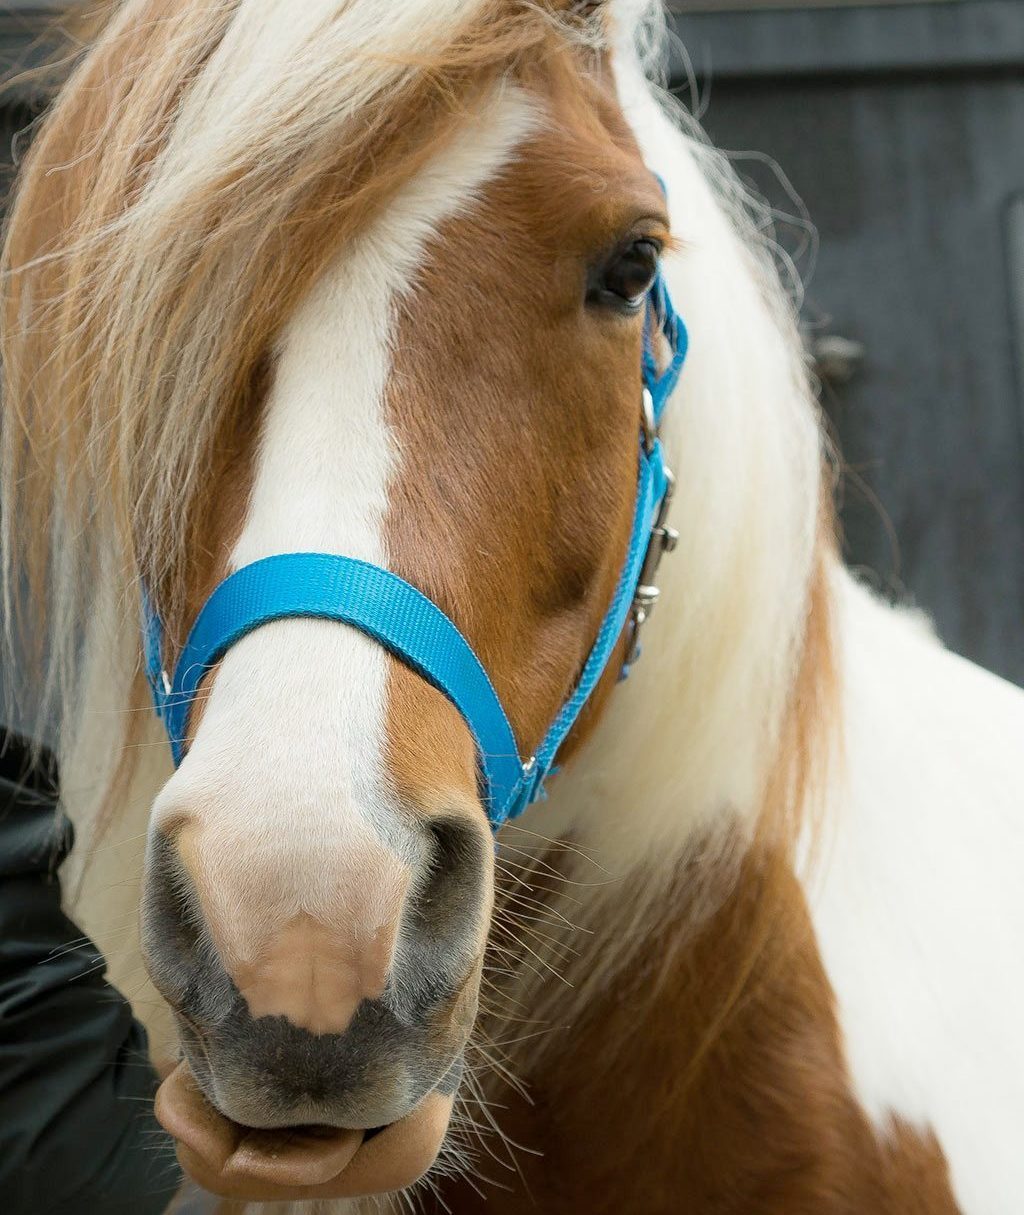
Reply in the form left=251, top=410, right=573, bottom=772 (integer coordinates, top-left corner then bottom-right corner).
left=481, top=80, right=837, bottom=1157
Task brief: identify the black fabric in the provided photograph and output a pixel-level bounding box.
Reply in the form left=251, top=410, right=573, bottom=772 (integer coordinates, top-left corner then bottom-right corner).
left=0, top=732, right=181, bottom=1214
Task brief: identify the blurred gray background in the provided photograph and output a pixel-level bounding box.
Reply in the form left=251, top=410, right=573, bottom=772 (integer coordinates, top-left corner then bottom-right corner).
left=0, top=0, right=1021, bottom=699
left=669, top=0, right=1024, bottom=685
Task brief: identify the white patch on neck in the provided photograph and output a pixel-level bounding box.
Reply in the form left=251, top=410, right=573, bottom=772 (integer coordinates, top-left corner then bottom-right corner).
left=805, top=570, right=1024, bottom=1215
left=150, top=87, right=536, bottom=904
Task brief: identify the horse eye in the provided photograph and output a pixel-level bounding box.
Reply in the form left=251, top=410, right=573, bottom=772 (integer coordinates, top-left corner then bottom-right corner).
left=590, top=239, right=661, bottom=311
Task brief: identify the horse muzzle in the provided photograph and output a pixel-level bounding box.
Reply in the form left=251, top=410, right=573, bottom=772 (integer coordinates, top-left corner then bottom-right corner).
left=139, top=789, right=488, bottom=1192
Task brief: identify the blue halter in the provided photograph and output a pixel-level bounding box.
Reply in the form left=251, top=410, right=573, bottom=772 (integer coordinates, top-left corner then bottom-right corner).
left=143, top=256, right=687, bottom=829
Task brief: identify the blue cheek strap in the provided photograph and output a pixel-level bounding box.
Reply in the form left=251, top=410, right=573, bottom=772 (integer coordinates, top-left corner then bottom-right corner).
left=144, top=266, right=687, bottom=829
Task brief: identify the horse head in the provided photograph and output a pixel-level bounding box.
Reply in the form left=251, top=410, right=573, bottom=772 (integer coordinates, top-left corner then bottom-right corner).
left=0, top=1, right=695, bottom=1198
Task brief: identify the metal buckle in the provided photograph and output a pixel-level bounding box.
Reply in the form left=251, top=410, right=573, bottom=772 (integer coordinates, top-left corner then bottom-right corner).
left=624, top=466, right=678, bottom=670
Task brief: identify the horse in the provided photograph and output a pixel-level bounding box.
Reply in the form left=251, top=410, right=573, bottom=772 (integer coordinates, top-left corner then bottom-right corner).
left=2, top=1, right=1022, bottom=1212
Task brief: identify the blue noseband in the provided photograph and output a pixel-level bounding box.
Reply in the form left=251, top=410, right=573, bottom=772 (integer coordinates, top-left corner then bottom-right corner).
left=143, top=230, right=687, bottom=828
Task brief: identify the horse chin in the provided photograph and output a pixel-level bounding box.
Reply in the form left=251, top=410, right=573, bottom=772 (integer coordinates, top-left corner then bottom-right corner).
left=156, top=1061, right=454, bottom=1200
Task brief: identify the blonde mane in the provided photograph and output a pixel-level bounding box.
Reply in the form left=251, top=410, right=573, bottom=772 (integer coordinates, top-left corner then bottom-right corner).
left=1, top=0, right=602, bottom=771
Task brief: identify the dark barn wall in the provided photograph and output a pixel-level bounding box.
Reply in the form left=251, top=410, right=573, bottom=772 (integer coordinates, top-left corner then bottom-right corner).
left=0, top=9, right=58, bottom=738
left=671, top=0, right=1024, bottom=685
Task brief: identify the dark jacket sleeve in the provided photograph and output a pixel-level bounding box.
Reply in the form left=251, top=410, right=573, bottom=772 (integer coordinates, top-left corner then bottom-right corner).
left=0, top=733, right=182, bottom=1215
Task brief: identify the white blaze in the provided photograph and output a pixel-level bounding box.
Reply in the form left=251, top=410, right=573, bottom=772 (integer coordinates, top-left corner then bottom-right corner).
left=149, top=89, right=536, bottom=915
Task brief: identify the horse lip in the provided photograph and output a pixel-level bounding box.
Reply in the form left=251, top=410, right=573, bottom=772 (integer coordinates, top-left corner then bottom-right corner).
left=156, top=1063, right=364, bottom=1185
left=155, top=1061, right=454, bottom=1199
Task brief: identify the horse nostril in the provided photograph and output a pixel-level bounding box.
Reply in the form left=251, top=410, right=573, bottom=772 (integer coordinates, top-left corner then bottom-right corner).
left=398, top=815, right=490, bottom=1010
left=140, top=827, right=236, bottom=1025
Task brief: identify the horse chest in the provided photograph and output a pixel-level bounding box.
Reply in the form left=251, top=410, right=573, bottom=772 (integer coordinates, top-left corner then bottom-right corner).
left=431, top=850, right=963, bottom=1215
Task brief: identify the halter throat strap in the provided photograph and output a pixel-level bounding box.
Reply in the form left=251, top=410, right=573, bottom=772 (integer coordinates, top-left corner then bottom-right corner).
left=144, top=268, right=687, bottom=828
